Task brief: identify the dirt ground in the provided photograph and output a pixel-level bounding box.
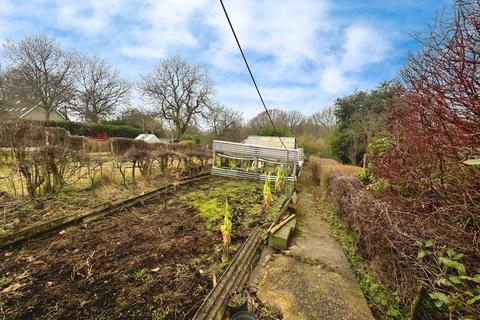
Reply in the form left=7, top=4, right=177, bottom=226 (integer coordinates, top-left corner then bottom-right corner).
left=0, top=176, right=285, bottom=319
left=0, top=174, right=175, bottom=235
left=0, top=205, right=221, bottom=319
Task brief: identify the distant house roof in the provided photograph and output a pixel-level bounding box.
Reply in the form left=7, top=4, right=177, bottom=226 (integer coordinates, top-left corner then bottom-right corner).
left=0, top=105, right=34, bottom=119
left=0, top=104, right=66, bottom=121
left=134, top=134, right=167, bottom=144
left=243, top=135, right=297, bottom=149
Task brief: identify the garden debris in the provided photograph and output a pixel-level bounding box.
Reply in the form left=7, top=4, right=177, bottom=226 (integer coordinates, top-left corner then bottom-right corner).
left=0, top=206, right=221, bottom=319
left=1, top=282, right=22, bottom=293
left=268, top=215, right=296, bottom=250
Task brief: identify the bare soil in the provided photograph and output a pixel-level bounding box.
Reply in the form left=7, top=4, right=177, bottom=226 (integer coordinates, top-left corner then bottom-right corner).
left=0, top=205, right=221, bottom=319
left=0, top=175, right=175, bottom=235
left=0, top=176, right=284, bottom=319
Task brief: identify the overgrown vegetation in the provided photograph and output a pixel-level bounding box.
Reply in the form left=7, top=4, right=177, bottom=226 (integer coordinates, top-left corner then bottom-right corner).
left=328, top=171, right=480, bottom=319
left=311, top=157, right=403, bottom=318
left=310, top=157, right=361, bottom=191
left=324, top=2, right=480, bottom=319
left=0, top=119, right=211, bottom=235
left=315, top=191, right=405, bottom=319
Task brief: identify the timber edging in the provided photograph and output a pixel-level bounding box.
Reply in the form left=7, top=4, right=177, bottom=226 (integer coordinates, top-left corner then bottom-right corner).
left=193, top=182, right=296, bottom=319
left=0, top=173, right=210, bottom=250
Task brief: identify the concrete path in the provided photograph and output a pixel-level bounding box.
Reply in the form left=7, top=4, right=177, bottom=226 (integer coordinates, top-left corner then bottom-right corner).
left=249, top=167, right=373, bottom=320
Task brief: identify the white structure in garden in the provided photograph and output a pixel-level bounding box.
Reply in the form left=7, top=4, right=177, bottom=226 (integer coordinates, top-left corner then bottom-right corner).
left=211, top=136, right=303, bottom=182
left=134, top=134, right=169, bottom=144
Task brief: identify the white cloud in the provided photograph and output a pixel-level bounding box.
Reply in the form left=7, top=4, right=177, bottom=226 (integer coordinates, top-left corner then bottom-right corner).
left=204, top=0, right=332, bottom=81
left=342, top=24, right=390, bottom=70
left=319, top=23, right=391, bottom=95
left=0, top=0, right=13, bottom=15
left=320, top=65, right=351, bottom=94
left=56, top=0, right=127, bottom=35
left=120, top=0, right=207, bottom=59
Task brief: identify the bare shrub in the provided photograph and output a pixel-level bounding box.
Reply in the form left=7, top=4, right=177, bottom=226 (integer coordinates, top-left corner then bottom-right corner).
left=114, top=156, right=129, bottom=187
left=328, top=174, right=480, bottom=318
left=84, top=139, right=110, bottom=153
left=45, top=127, right=69, bottom=147
left=130, top=149, right=154, bottom=181
left=110, top=137, right=133, bottom=155
left=1, top=121, right=46, bottom=197
left=39, top=146, right=87, bottom=192
left=69, top=135, right=85, bottom=151
left=310, top=156, right=361, bottom=190
left=131, top=139, right=149, bottom=150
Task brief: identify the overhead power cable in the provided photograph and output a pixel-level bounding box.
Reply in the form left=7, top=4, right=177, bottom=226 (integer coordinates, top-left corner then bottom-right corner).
left=218, top=0, right=288, bottom=151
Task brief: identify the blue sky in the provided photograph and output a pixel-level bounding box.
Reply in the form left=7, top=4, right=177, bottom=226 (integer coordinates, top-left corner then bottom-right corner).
left=0, top=0, right=450, bottom=119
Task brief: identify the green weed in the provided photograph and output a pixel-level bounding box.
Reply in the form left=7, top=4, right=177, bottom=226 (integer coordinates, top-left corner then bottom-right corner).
left=357, top=169, right=371, bottom=184
left=417, top=243, right=480, bottom=318
left=193, top=199, right=223, bottom=227
left=132, top=268, right=154, bottom=283
left=0, top=276, right=13, bottom=286
left=367, top=178, right=391, bottom=193
left=151, top=308, right=170, bottom=320
left=19, top=206, right=33, bottom=215
left=0, top=218, right=19, bottom=234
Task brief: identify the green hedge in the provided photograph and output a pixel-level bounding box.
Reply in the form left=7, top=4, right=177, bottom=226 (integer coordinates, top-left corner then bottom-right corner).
left=44, top=121, right=142, bottom=139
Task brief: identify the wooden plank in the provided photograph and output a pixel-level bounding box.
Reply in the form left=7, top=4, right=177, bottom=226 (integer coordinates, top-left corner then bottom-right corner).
left=0, top=173, right=210, bottom=250
left=269, top=214, right=296, bottom=235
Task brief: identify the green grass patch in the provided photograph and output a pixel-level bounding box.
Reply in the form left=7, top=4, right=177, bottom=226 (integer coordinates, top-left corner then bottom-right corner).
left=181, top=177, right=285, bottom=230
left=132, top=268, right=154, bottom=283
left=193, top=199, right=223, bottom=228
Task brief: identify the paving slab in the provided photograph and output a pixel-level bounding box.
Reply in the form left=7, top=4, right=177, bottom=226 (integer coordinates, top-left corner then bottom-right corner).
left=250, top=168, right=373, bottom=320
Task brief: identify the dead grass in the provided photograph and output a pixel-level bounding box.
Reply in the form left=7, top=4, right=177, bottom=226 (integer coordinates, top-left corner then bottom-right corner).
left=0, top=156, right=170, bottom=198
left=309, top=156, right=362, bottom=190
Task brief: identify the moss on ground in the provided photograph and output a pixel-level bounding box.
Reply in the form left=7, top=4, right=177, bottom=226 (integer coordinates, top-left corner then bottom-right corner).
left=181, top=177, right=285, bottom=231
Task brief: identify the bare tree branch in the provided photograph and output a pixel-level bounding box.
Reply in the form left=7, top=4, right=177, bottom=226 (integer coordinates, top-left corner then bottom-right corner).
left=139, top=57, right=215, bottom=140
left=2, top=34, right=76, bottom=120
left=70, top=55, right=131, bottom=122
left=203, top=103, right=243, bottom=138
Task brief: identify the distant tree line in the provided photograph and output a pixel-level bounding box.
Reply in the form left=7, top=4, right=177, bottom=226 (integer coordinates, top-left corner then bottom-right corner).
left=0, top=34, right=337, bottom=148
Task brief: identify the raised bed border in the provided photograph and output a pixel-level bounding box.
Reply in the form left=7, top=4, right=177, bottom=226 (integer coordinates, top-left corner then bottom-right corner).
left=193, top=182, right=297, bottom=320
left=2, top=173, right=297, bottom=319
left=0, top=173, right=210, bottom=250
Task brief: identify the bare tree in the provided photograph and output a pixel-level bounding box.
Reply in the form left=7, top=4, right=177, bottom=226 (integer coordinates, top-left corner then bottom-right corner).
left=310, top=106, right=336, bottom=131
left=0, top=64, right=5, bottom=104
left=2, top=34, right=76, bottom=120
left=120, top=107, right=164, bottom=134
left=286, top=110, right=306, bottom=133
left=70, top=56, right=131, bottom=122
left=203, top=104, right=243, bottom=138
left=0, top=66, right=42, bottom=108
left=140, top=56, right=215, bottom=140
left=248, top=108, right=288, bottom=130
